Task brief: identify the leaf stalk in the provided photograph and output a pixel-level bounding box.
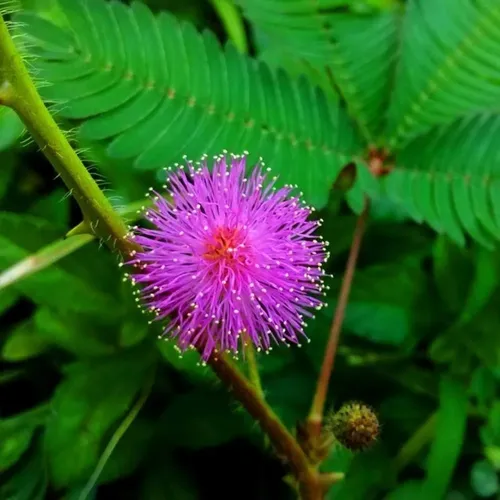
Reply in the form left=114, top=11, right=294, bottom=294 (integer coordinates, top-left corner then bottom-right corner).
left=307, top=199, right=370, bottom=437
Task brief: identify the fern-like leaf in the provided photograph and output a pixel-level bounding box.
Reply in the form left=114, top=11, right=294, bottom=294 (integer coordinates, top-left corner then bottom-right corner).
left=238, top=0, right=401, bottom=142
left=384, top=113, right=500, bottom=248
left=387, top=0, right=500, bottom=149
left=15, top=0, right=364, bottom=208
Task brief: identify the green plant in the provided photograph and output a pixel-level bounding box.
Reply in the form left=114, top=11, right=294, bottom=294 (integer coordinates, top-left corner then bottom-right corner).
left=2, top=0, right=500, bottom=499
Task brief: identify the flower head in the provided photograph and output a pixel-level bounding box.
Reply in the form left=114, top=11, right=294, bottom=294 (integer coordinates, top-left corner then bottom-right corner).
left=126, top=153, right=330, bottom=361
left=327, top=402, right=380, bottom=452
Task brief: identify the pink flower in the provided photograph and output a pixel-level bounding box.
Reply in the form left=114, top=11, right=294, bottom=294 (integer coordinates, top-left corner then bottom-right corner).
left=126, top=153, right=329, bottom=361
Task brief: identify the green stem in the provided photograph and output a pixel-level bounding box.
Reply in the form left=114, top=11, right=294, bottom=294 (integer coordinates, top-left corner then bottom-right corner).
left=0, top=196, right=156, bottom=291
left=0, top=233, right=94, bottom=290
left=307, top=200, right=370, bottom=437
left=244, top=338, right=264, bottom=398
left=392, top=412, right=437, bottom=475
left=0, top=17, right=135, bottom=256
left=77, top=372, right=155, bottom=500
left=210, top=0, right=248, bottom=53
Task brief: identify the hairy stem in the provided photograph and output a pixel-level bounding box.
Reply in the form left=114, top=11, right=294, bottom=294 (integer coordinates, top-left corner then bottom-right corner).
left=207, top=353, right=324, bottom=499
left=307, top=200, right=370, bottom=436
left=0, top=17, right=135, bottom=255
left=243, top=338, right=264, bottom=398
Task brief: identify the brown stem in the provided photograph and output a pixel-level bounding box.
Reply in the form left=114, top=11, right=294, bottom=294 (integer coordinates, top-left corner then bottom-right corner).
left=206, top=353, right=322, bottom=499
left=307, top=199, right=370, bottom=437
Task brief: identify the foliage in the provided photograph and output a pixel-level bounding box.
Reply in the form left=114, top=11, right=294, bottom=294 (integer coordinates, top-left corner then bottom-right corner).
left=2, top=0, right=500, bottom=498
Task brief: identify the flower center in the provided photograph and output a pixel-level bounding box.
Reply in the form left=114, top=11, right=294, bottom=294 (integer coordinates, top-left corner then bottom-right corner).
left=203, top=227, right=245, bottom=264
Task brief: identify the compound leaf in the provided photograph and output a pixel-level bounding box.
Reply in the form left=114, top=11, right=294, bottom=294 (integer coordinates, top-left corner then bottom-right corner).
left=16, top=0, right=363, bottom=208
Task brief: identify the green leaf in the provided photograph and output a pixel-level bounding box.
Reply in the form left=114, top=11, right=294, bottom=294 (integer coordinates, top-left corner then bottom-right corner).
left=34, top=308, right=119, bottom=357
left=43, top=347, right=155, bottom=487
left=420, top=377, right=468, bottom=500
left=480, top=402, right=500, bottom=450
left=78, top=138, right=155, bottom=204
left=0, top=444, right=48, bottom=500
left=327, top=447, right=391, bottom=500
left=157, top=339, right=216, bottom=382
left=0, top=152, right=17, bottom=202
left=385, top=114, right=500, bottom=247
left=239, top=1, right=400, bottom=141
left=63, top=486, right=97, bottom=500
left=28, top=188, right=70, bottom=228
left=2, top=317, right=50, bottom=361
left=0, top=107, right=25, bottom=152
left=469, top=366, right=496, bottom=413
left=322, top=446, right=354, bottom=498
left=256, top=344, right=296, bottom=375
left=359, top=222, right=433, bottom=266
left=0, top=405, right=50, bottom=473
left=322, top=205, right=433, bottom=264
left=323, top=261, right=429, bottom=346
left=0, top=287, right=20, bottom=315
left=253, top=26, right=336, bottom=99
left=119, top=318, right=149, bottom=349
left=430, top=239, right=500, bottom=370
left=430, top=302, right=500, bottom=372
left=387, top=0, right=500, bottom=148
left=320, top=214, right=359, bottom=257
left=0, top=212, right=122, bottom=319
left=433, top=235, right=474, bottom=315
left=117, top=280, right=150, bottom=348
left=158, top=390, right=250, bottom=449
left=456, top=246, right=500, bottom=325
left=17, top=0, right=364, bottom=208
left=485, top=451, right=500, bottom=474
left=98, top=418, right=154, bottom=484
left=368, top=194, right=412, bottom=223
left=19, top=0, right=66, bottom=21
left=470, top=460, right=499, bottom=497
left=264, top=369, right=315, bottom=428
left=380, top=393, right=434, bottom=437
left=385, top=481, right=423, bottom=500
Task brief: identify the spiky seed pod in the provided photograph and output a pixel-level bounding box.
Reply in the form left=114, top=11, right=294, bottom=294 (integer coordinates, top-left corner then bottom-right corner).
left=327, top=401, right=379, bottom=452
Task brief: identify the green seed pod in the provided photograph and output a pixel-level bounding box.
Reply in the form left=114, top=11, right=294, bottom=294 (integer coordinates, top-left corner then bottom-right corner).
left=328, top=401, right=380, bottom=452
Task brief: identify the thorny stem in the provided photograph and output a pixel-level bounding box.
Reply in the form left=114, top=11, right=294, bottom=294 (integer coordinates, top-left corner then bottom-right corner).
left=0, top=17, right=136, bottom=256
left=207, top=353, right=338, bottom=499
left=307, top=199, right=370, bottom=437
